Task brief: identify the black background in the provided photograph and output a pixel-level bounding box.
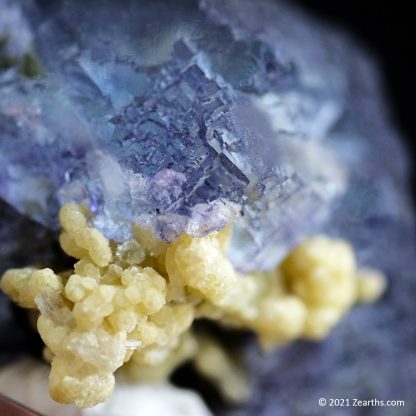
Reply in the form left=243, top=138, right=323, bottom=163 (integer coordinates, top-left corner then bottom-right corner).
left=297, top=0, right=415, bottom=190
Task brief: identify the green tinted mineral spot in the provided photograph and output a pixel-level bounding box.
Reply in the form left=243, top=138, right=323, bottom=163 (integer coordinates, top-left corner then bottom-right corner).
left=19, top=53, right=42, bottom=78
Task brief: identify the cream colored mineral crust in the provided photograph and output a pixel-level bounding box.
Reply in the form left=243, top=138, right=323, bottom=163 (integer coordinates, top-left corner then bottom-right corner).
left=0, top=203, right=386, bottom=408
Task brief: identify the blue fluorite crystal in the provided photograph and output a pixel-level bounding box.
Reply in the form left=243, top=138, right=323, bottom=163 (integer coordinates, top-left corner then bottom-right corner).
left=0, top=0, right=413, bottom=280
left=0, top=0, right=348, bottom=272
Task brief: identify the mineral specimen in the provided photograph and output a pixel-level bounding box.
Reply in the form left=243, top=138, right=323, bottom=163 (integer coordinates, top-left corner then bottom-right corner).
left=0, top=0, right=346, bottom=273
left=1, top=0, right=415, bottom=415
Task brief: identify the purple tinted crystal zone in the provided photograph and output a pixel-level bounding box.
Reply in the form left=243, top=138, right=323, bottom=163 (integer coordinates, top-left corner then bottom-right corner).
left=0, top=0, right=345, bottom=248
left=0, top=35, right=250, bottom=237
left=106, top=42, right=249, bottom=211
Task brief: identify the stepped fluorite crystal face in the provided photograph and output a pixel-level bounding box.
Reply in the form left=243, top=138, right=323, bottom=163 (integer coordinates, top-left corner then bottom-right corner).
left=0, top=0, right=352, bottom=272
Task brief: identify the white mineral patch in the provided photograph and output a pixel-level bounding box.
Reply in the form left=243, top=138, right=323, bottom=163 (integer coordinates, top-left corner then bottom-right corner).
left=0, top=359, right=212, bottom=416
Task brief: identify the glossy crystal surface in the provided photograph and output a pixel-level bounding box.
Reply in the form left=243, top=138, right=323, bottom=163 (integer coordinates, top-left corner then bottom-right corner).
left=0, top=0, right=347, bottom=271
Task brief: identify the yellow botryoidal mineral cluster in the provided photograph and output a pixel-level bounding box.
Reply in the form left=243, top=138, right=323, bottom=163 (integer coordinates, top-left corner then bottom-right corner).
left=0, top=203, right=386, bottom=408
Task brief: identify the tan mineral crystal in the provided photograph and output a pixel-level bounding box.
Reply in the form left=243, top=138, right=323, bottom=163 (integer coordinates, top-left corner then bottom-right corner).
left=0, top=203, right=386, bottom=407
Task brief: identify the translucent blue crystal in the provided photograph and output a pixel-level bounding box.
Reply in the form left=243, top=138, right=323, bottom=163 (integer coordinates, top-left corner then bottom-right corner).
left=0, top=0, right=349, bottom=271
